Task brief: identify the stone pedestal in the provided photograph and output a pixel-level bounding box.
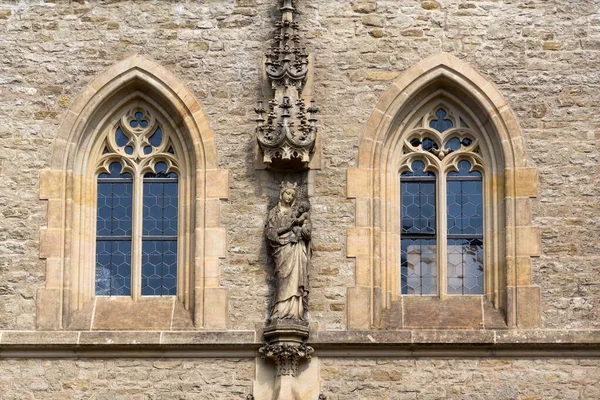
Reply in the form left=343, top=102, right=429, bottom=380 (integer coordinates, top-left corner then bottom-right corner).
left=253, top=320, right=319, bottom=400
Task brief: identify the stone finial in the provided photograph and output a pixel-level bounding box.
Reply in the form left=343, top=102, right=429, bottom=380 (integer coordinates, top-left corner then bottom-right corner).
left=259, top=343, right=314, bottom=377
left=255, top=0, right=318, bottom=170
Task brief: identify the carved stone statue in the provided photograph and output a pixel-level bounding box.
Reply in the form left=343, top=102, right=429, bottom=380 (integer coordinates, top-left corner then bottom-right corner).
left=266, top=182, right=311, bottom=322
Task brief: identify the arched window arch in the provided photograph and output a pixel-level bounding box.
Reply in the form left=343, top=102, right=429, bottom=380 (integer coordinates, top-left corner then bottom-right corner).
left=93, top=104, right=186, bottom=300
left=347, top=53, right=541, bottom=330
left=38, top=56, right=229, bottom=331
left=398, top=101, right=489, bottom=298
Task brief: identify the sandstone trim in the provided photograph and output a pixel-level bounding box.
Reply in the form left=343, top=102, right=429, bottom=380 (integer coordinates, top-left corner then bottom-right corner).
left=346, top=53, right=541, bottom=330
left=37, top=55, right=229, bottom=331
left=1, top=330, right=599, bottom=358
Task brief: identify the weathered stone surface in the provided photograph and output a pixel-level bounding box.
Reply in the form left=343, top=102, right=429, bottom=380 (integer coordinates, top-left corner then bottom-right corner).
left=0, top=358, right=254, bottom=399
left=320, top=358, right=600, bottom=399
left=0, top=1, right=597, bottom=396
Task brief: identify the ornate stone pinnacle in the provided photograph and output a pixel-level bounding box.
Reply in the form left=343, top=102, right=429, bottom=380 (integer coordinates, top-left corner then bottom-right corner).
left=255, top=0, right=318, bottom=170
left=259, top=343, right=314, bottom=377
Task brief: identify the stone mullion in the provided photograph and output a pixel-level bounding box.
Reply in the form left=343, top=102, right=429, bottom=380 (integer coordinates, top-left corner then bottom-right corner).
left=437, top=171, right=448, bottom=299
left=131, top=169, right=143, bottom=300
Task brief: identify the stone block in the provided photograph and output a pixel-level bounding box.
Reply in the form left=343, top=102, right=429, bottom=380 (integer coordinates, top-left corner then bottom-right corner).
left=403, top=296, right=483, bottom=329
left=205, top=169, right=229, bottom=199
left=171, top=300, right=195, bottom=330
left=253, top=356, right=320, bottom=400
left=204, top=287, right=228, bottom=329
left=79, top=331, right=161, bottom=345
left=205, top=228, right=227, bottom=258
left=161, top=331, right=255, bottom=345
left=203, top=257, right=220, bottom=288
left=91, top=297, right=175, bottom=330
left=483, top=300, right=508, bottom=329
left=204, top=198, right=221, bottom=228
left=39, top=229, right=62, bottom=259
left=1, top=331, right=78, bottom=345
left=346, top=169, right=371, bottom=198
left=515, top=168, right=538, bottom=197
left=346, top=227, right=371, bottom=258
left=39, top=170, right=64, bottom=200
left=516, top=286, right=541, bottom=328
left=35, top=288, right=61, bottom=330
left=46, top=199, right=64, bottom=230
left=411, top=330, right=494, bottom=344
left=515, top=226, right=541, bottom=257
left=347, top=286, right=371, bottom=330
left=354, top=257, right=371, bottom=286
left=354, top=198, right=372, bottom=227
left=515, top=256, right=532, bottom=286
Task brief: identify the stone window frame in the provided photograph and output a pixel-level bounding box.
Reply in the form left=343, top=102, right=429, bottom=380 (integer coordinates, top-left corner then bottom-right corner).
left=37, top=56, right=229, bottom=330
left=395, top=100, right=489, bottom=298
left=346, top=53, right=541, bottom=330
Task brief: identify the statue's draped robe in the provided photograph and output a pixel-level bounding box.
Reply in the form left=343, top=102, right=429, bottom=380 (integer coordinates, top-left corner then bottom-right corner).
left=266, top=204, right=310, bottom=320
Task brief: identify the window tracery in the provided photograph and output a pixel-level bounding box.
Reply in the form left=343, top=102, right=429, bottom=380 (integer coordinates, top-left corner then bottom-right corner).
left=400, top=106, right=485, bottom=297
left=95, top=107, right=181, bottom=299
left=346, top=53, right=541, bottom=330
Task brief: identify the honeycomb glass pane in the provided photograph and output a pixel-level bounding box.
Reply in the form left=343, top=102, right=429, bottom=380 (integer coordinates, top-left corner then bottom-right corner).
left=143, top=180, right=178, bottom=236
left=96, top=171, right=132, bottom=237
left=401, top=161, right=436, bottom=234
left=447, top=239, right=484, bottom=295
left=401, top=239, right=437, bottom=295
left=447, top=162, right=482, bottom=236
left=95, top=240, right=132, bottom=296
left=141, top=240, right=177, bottom=296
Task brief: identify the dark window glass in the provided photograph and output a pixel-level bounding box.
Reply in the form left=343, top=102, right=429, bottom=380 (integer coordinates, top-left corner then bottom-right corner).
left=400, top=161, right=437, bottom=295
left=429, top=108, right=454, bottom=133
left=401, top=238, right=437, bottom=295
left=447, top=160, right=483, bottom=294
left=142, top=162, right=178, bottom=296
left=95, top=162, right=133, bottom=296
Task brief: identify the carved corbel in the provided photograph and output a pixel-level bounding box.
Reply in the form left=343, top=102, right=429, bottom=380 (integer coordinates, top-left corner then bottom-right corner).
left=259, top=343, right=314, bottom=377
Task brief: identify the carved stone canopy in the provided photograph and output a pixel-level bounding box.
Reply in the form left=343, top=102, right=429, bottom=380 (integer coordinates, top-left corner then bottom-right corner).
left=255, top=0, right=318, bottom=170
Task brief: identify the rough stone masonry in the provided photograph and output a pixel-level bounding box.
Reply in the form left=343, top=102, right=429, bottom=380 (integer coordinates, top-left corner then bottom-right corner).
left=0, top=0, right=599, bottom=399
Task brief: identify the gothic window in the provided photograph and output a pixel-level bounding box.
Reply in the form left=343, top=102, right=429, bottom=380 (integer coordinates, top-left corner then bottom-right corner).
left=95, top=108, right=180, bottom=299
left=400, top=105, right=485, bottom=297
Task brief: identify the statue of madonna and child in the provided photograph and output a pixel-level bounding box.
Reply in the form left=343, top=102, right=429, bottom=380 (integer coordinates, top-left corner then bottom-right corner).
left=265, top=182, right=312, bottom=324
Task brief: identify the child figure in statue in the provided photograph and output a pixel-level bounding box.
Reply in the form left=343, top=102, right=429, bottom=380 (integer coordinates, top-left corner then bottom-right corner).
left=292, top=201, right=310, bottom=242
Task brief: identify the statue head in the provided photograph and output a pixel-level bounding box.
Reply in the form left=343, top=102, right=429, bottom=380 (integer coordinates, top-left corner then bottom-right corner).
left=279, top=182, right=297, bottom=206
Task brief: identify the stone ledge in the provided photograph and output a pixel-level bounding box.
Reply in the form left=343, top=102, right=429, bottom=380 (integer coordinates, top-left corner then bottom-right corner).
left=1, top=330, right=599, bottom=348
left=0, top=330, right=256, bottom=346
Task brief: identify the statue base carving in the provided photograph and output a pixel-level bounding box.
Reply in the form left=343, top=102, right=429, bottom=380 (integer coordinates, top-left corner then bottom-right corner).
left=252, top=320, right=319, bottom=400
left=264, top=319, right=309, bottom=345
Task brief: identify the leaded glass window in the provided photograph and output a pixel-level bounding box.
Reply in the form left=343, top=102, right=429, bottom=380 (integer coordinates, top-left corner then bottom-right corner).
left=95, top=108, right=180, bottom=298
left=401, top=161, right=437, bottom=295
left=400, top=105, right=485, bottom=296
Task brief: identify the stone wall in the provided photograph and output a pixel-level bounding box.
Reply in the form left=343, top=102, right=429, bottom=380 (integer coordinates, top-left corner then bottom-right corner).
left=0, top=0, right=599, bottom=398
left=0, top=1, right=599, bottom=397
left=320, top=357, right=600, bottom=400
left=0, top=357, right=598, bottom=400
left=0, top=0, right=596, bottom=332
left=0, top=358, right=254, bottom=399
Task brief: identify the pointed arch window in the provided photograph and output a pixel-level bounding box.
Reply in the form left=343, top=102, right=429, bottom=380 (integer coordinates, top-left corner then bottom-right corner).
left=400, top=105, right=485, bottom=297
left=95, top=107, right=181, bottom=299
